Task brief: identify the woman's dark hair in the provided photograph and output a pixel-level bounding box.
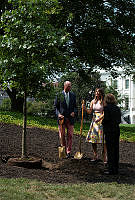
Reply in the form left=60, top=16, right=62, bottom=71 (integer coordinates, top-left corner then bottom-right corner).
left=104, top=93, right=117, bottom=105
left=94, top=88, right=105, bottom=103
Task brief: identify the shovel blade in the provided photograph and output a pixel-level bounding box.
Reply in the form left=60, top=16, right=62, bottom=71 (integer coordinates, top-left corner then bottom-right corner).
left=74, top=151, right=83, bottom=159
left=58, top=146, right=66, bottom=159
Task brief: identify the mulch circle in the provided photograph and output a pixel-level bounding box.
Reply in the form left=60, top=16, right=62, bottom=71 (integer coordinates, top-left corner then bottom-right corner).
left=0, top=122, right=135, bottom=184
left=7, top=157, right=42, bottom=169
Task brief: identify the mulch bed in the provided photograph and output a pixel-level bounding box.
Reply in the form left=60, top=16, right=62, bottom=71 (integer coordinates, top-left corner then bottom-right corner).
left=0, top=123, right=135, bottom=184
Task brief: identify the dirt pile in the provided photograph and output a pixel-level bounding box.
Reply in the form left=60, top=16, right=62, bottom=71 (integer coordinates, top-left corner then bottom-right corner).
left=0, top=123, right=135, bottom=184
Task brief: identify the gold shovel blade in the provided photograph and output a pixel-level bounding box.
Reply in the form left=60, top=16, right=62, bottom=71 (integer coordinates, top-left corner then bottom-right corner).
left=58, top=146, right=66, bottom=159
left=74, top=151, right=83, bottom=159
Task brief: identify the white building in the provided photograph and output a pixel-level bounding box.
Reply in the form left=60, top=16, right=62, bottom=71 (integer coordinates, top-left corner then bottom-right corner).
left=100, top=71, right=135, bottom=124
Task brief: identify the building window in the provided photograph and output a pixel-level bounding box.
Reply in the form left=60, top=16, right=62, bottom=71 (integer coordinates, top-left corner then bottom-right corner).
left=101, top=81, right=106, bottom=87
left=111, top=80, right=117, bottom=89
left=113, top=80, right=118, bottom=89
left=125, top=97, right=129, bottom=110
left=125, top=79, right=129, bottom=89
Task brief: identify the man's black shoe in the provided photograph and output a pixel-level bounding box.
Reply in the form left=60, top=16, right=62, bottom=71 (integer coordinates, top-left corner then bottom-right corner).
left=66, top=153, right=71, bottom=158
left=104, top=171, right=111, bottom=175
left=104, top=170, right=118, bottom=175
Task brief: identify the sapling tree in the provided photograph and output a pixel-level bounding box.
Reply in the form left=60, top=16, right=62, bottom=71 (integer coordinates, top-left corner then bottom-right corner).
left=0, top=0, right=69, bottom=158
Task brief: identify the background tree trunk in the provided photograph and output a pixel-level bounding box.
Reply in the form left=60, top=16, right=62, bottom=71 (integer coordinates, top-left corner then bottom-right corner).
left=6, top=88, right=24, bottom=113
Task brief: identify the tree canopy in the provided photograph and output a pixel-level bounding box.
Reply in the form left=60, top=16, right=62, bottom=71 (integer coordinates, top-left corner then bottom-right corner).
left=0, top=0, right=134, bottom=112
left=0, top=0, right=69, bottom=96
left=58, top=0, right=135, bottom=75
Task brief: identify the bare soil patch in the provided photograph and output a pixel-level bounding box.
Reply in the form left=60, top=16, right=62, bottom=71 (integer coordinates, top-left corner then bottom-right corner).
left=0, top=123, right=135, bottom=184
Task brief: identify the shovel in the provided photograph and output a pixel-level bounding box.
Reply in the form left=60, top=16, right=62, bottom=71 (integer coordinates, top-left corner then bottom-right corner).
left=58, top=118, right=66, bottom=159
left=74, top=100, right=85, bottom=159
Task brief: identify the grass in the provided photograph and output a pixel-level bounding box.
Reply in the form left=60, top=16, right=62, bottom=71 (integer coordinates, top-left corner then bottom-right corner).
left=0, top=111, right=135, bottom=200
left=0, top=111, right=135, bottom=142
left=81, top=122, right=135, bottom=142
left=0, top=178, right=134, bottom=200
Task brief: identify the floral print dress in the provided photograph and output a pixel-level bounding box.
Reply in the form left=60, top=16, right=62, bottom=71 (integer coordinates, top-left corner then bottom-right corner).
left=86, top=100, right=104, bottom=144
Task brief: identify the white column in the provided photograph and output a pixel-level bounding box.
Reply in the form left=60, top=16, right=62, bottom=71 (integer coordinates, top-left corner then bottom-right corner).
left=130, top=75, right=135, bottom=124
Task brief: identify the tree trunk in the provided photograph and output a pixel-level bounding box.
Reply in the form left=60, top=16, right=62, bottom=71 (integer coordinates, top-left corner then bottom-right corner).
left=21, top=91, right=27, bottom=158
left=6, top=87, right=24, bottom=113
left=11, top=96, right=24, bottom=113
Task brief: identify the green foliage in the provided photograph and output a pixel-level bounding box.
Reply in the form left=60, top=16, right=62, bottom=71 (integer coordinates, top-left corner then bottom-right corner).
left=27, top=101, right=44, bottom=115
left=55, top=71, right=105, bottom=107
left=0, top=98, right=11, bottom=111
left=59, top=0, right=135, bottom=75
left=0, top=0, right=69, bottom=95
left=34, top=82, right=55, bottom=102
left=27, top=101, right=55, bottom=118
left=105, top=85, right=123, bottom=105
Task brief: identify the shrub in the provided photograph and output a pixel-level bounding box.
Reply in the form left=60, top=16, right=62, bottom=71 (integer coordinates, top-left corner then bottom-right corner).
left=0, top=98, right=11, bottom=111
left=27, top=101, right=55, bottom=118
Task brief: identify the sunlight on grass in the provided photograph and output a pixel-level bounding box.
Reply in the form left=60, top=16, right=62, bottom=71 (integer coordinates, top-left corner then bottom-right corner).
left=0, top=111, right=135, bottom=142
left=0, top=178, right=134, bottom=200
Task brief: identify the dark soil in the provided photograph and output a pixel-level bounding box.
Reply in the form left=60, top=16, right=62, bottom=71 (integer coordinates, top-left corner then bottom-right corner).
left=0, top=123, right=135, bottom=185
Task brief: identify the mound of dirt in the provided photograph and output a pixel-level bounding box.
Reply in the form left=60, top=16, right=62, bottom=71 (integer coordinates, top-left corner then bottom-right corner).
left=0, top=123, right=135, bottom=184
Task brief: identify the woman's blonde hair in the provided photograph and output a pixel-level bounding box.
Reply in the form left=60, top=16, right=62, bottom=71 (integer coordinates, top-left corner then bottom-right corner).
left=104, top=93, right=117, bottom=105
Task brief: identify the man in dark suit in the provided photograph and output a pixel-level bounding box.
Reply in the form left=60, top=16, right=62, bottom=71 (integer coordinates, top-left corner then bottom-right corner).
left=54, top=81, right=77, bottom=157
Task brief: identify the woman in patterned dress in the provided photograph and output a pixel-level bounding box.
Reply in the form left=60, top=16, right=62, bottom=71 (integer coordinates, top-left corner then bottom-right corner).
left=84, top=88, right=107, bottom=162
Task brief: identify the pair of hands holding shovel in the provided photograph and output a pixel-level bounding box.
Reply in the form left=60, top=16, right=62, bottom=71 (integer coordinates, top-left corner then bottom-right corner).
left=58, top=111, right=75, bottom=120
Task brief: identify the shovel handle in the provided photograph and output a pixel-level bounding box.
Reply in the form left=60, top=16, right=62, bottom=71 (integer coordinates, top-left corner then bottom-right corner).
left=78, top=100, right=85, bottom=154
left=80, top=100, right=85, bottom=134
left=59, top=118, right=64, bottom=146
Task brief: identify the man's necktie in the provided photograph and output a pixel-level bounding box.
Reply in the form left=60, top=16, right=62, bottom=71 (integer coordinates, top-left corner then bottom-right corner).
left=65, top=93, right=69, bottom=107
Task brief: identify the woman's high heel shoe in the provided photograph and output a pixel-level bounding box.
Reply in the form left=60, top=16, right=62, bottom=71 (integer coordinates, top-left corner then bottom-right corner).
left=91, top=155, right=98, bottom=162
left=103, top=155, right=107, bottom=164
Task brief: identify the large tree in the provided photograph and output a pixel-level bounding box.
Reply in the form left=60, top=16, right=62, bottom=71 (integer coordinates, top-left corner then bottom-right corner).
left=57, top=0, right=135, bottom=75
left=0, top=0, right=69, bottom=157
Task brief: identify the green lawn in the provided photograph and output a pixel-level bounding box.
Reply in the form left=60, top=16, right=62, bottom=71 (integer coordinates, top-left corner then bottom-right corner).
left=0, top=178, right=134, bottom=200
left=0, top=111, right=135, bottom=200
left=0, top=111, right=135, bottom=142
